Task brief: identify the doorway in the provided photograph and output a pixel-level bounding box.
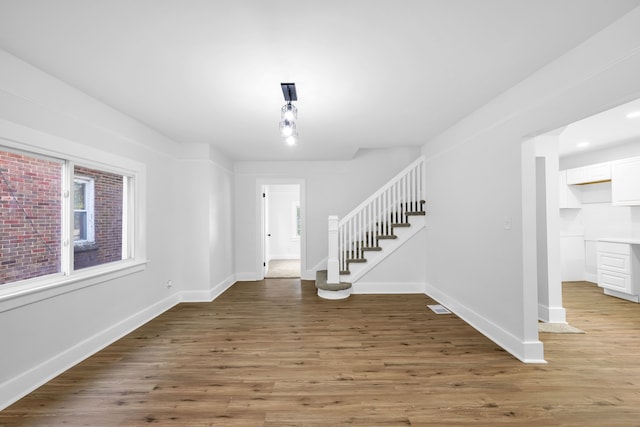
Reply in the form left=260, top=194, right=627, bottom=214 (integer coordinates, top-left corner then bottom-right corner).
left=258, top=180, right=305, bottom=279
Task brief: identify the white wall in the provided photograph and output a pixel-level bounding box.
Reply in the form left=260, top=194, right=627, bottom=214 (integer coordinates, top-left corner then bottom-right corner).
left=266, top=184, right=300, bottom=260
left=355, top=228, right=427, bottom=293
left=234, top=147, right=421, bottom=280
left=421, top=7, right=640, bottom=362
left=176, top=143, right=235, bottom=301
left=0, top=50, right=235, bottom=408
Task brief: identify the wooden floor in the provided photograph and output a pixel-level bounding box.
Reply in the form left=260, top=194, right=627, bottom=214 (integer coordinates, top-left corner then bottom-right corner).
left=1, top=280, right=639, bottom=426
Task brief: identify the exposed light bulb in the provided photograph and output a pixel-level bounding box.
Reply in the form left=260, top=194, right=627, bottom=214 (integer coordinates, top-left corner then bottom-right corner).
left=281, top=103, right=298, bottom=121
left=285, top=135, right=297, bottom=146
left=576, top=141, right=590, bottom=148
left=279, top=119, right=296, bottom=138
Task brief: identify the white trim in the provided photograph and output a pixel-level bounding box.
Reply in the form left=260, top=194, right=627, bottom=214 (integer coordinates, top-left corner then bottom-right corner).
left=352, top=281, right=426, bottom=294
left=292, top=200, right=301, bottom=238
left=424, top=282, right=546, bottom=364
left=343, top=216, right=425, bottom=284
left=0, top=260, right=147, bottom=313
left=0, top=292, right=179, bottom=411
left=235, top=272, right=260, bottom=282
left=179, top=275, right=236, bottom=302
left=604, top=288, right=640, bottom=302
left=73, top=175, right=95, bottom=244
left=0, top=278, right=240, bottom=411
left=538, top=303, right=567, bottom=323
left=256, top=178, right=306, bottom=281
left=0, top=120, right=147, bottom=307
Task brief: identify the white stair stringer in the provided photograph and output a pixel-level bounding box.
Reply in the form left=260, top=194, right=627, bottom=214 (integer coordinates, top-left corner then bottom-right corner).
left=341, top=215, right=425, bottom=284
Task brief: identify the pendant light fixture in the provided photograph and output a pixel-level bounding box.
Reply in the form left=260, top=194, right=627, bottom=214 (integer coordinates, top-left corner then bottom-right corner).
left=280, top=83, right=298, bottom=145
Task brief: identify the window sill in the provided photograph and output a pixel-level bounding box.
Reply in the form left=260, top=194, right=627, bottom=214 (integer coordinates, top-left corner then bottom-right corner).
left=0, top=259, right=148, bottom=313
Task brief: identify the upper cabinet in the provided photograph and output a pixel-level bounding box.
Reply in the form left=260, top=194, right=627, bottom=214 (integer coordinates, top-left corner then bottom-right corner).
left=559, top=170, right=581, bottom=208
left=612, top=156, right=640, bottom=206
left=566, top=162, right=611, bottom=185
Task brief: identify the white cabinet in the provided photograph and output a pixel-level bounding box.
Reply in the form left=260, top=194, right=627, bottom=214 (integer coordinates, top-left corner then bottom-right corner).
left=566, top=162, right=611, bottom=185
left=611, top=156, right=640, bottom=206
left=597, top=240, right=640, bottom=303
left=559, top=170, right=581, bottom=208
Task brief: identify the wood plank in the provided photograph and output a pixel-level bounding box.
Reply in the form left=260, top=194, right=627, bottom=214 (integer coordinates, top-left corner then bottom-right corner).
left=1, top=280, right=639, bottom=425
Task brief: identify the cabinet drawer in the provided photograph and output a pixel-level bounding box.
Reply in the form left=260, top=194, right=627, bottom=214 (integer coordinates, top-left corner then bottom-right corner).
left=597, top=241, right=630, bottom=255
left=597, top=253, right=631, bottom=274
left=598, top=271, right=632, bottom=293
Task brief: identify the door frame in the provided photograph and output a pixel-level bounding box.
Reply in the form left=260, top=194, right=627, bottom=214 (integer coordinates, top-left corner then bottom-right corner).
left=256, top=178, right=306, bottom=280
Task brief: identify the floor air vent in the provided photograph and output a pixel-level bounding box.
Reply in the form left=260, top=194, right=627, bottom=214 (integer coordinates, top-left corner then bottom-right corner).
left=428, top=304, right=451, bottom=314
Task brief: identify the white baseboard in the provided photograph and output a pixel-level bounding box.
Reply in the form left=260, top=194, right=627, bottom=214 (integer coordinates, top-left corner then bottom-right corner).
left=301, top=270, right=316, bottom=281
left=584, top=273, right=597, bottom=283
left=0, top=276, right=240, bottom=410
left=352, top=282, right=426, bottom=294
left=0, top=293, right=181, bottom=411
left=180, top=275, right=236, bottom=302
left=235, top=272, right=259, bottom=281
left=537, top=303, right=567, bottom=323
left=424, top=282, right=546, bottom=364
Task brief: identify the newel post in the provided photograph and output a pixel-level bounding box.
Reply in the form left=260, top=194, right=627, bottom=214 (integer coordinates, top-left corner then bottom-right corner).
left=327, top=215, right=340, bottom=284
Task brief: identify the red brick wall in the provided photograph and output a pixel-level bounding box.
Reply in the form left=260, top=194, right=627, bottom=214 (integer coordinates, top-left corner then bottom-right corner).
left=74, top=166, right=123, bottom=270
left=1, top=150, right=62, bottom=284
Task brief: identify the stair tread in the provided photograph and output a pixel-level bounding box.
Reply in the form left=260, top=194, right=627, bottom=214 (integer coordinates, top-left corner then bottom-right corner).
left=315, top=270, right=352, bottom=291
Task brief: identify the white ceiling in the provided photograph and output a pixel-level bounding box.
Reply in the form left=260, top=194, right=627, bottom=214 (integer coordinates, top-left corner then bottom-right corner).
left=558, top=97, right=640, bottom=158
left=0, top=0, right=639, bottom=161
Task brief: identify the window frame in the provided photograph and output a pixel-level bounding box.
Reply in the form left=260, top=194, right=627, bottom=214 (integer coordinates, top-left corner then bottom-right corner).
left=73, top=175, right=95, bottom=244
left=291, top=200, right=301, bottom=239
left=0, top=124, right=147, bottom=309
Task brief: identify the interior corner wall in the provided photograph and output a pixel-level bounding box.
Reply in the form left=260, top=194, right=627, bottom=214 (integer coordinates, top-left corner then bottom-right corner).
left=0, top=50, right=235, bottom=409
left=233, top=147, right=421, bottom=280
left=420, top=6, right=640, bottom=362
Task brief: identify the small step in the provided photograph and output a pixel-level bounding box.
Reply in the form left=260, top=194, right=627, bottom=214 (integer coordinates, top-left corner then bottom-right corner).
left=346, top=258, right=367, bottom=264
left=316, top=270, right=352, bottom=300
left=405, top=211, right=426, bottom=216
left=348, top=244, right=382, bottom=252
left=391, top=223, right=410, bottom=228
left=377, top=235, right=397, bottom=240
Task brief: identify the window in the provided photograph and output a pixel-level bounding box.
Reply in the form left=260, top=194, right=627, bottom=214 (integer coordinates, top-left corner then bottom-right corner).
left=0, top=149, right=63, bottom=284
left=1, top=144, right=137, bottom=285
left=72, top=165, right=126, bottom=270
left=74, top=176, right=94, bottom=243
left=292, top=201, right=301, bottom=238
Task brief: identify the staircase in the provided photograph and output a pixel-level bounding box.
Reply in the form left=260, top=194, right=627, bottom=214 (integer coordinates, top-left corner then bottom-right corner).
left=316, top=156, right=426, bottom=299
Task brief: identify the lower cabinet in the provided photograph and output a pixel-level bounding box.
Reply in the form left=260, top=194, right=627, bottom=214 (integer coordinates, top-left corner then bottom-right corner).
left=597, top=240, right=640, bottom=303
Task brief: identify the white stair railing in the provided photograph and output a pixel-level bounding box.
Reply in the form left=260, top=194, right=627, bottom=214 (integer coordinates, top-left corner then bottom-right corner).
left=327, top=156, right=425, bottom=284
